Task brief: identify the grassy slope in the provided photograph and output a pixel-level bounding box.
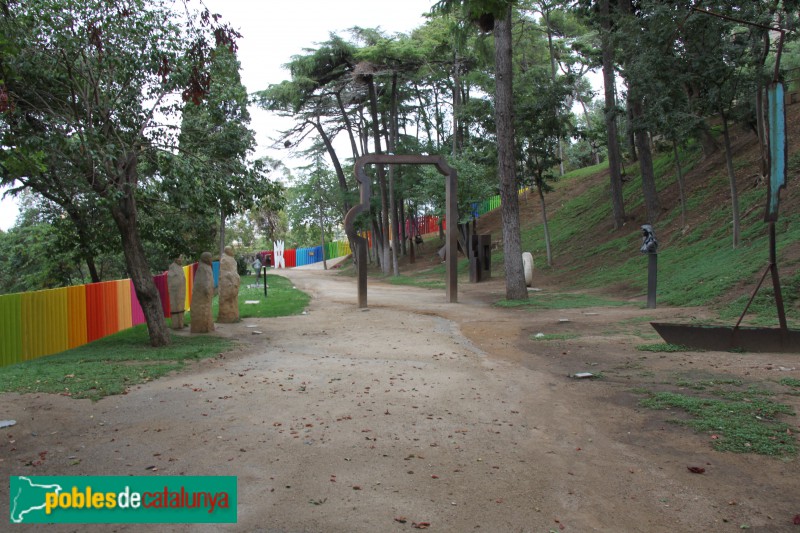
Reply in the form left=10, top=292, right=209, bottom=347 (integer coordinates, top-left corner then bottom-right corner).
left=475, top=104, right=800, bottom=327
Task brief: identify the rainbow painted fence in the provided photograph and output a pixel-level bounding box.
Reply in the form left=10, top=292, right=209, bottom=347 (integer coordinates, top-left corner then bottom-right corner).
left=0, top=265, right=195, bottom=368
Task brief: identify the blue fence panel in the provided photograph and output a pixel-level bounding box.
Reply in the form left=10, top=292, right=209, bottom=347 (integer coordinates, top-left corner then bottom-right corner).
left=294, top=246, right=324, bottom=266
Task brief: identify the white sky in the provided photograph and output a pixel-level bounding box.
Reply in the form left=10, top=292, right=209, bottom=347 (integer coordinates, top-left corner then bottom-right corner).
left=0, top=0, right=436, bottom=231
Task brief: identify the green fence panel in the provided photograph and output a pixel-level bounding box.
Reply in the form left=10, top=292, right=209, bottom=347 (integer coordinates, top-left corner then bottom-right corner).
left=0, top=293, right=22, bottom=367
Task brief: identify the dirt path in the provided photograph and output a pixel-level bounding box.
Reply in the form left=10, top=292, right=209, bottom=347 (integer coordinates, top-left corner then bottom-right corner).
left=2, top=269, right=799, bottom=532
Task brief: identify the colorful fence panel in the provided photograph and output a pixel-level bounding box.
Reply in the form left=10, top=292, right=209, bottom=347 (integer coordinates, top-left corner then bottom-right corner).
left=66, top=285, right=87, bottom=350
left=130, top=280, right=145, bottom=327
left=152, top=273, right=170, bottom=319
left=183, top=264, right=193, bottom=312
left=324, top=240, right=351, bottom=260
left=0, top=293, right=22, bottom=367
left=283, top=249, right=296, bottom=268
left=295, top=246, right=323, bottom=266
left=21, top=288, right=69, bottom=362
left=0, top=259, right=213, bottom=367
left=116, top=280, right=133, bottom=331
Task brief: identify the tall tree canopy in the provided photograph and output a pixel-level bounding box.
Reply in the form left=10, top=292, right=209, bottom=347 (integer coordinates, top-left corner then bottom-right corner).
left=0, top=0, right=262, bottom=345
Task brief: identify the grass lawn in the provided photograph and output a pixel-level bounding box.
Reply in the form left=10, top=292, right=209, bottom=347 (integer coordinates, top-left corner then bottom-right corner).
left=0, top=273, right=309, bottom=401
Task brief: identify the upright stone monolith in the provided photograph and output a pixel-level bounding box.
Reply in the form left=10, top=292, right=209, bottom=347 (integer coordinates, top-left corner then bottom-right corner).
left=190, top=252, right=215, bottom=333
left=217, top=246, right=240, bottom=323
left=167, top=255, right=186, bottom=330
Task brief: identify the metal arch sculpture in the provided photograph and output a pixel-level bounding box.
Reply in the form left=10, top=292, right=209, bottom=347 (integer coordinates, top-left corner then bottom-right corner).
left=344, top=154, right=458, bottom=308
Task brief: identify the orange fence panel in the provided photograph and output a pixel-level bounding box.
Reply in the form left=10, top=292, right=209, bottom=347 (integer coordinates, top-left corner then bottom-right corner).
left=66, top=285, right=87, bottom=350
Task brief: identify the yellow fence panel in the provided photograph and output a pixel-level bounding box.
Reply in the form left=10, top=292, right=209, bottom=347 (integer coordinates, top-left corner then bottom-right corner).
left=116, top=280, right=133, bottom=331
left=184, top=264, right=193, bottom=312
left=66, top=285, right=87, bottom=350
left=21, top=288, right=69, bottom=361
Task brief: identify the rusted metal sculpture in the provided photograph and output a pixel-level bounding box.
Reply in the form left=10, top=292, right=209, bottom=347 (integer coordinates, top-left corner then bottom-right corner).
left=652, top=74, right=798, bottom=352
left=344, top=154, right=458, bottom=308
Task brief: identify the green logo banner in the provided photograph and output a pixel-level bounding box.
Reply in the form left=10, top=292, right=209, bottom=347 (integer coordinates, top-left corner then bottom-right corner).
left=9, top=476, right=237, bottom=524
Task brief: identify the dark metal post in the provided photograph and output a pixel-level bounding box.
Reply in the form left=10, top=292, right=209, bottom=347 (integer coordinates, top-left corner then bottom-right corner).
left=647, top=254, right=657, bottom=309
left=446, top=166, right=458, bottom=303
left=640, top=224, right=658, bottom=309
left=356, top=236, right=367, bottom=309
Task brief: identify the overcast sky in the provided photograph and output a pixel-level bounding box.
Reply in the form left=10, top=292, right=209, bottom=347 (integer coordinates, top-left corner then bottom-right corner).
left=0, top=0, right=436, bottom=230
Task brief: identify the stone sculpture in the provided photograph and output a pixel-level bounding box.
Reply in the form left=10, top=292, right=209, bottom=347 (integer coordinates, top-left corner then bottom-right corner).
left=523, top=252, right=534, bottom=287
left=167, top=255, right=186, bottom=330
left=217, top=246, right=240, bottom=323
left=190, top=252, right=215, bottom=333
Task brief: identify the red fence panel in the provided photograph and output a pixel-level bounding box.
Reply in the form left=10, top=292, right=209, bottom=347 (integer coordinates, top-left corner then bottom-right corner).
left=152, top=273, right=170, bottom=318
left=283, top=249, right=296, bottom=268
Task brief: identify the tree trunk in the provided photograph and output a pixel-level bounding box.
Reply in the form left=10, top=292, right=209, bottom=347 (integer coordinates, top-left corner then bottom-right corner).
left=365, top=76, right=390, bottom=274
left=336, top=90, right=361, bottom=161
left=219, top=209, right=226, bottom=260
left=538, top=183, right=553, bottom=267
left=313, top=118, right=351, bottom=213
left=388, top=72, right=400, bottom=277
left=452, top=51, right=463, bottom=156
left=600, top=0, right=626, bottom=229
left=632, top=98, right=659, bottom=223
left=672, top=141, right=688, bottom=228
left=399, top=195, right=407, bottom=257
left=495, top=7, right=528, bottom=300
left=318, top=200, right=328, bottom=271
left=626, top=101, right=637, bottom=162
left=109, top=191, right=169, bottom=347
left=371, top=217, right=383, bottom=269
left=544, top=8, right=565, bottom=177
left=721, top=111, right=741, bottom=248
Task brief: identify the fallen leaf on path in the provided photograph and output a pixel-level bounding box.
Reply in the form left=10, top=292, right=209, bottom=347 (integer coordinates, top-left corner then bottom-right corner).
left=687, top=466, right=705, bottom=474
left=412, top=522, right=430, bottom=529
left=793, top=514, right=800, bottom=525
left=394, top=517, right=407, bottom=524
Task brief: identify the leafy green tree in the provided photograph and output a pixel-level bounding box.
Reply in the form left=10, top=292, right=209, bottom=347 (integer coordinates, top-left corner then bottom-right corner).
left=433, top=0, right=528, bottom=300
left=516, top=69, right=575, bottom=266
left=176, top=44, right=282, bottom=260
left=0, top=0, right=241, bottom=346
left=0, top=205, right=90, bottom=293
left=287, top=159, right=342, bottom=255
left=255, top=35, right=360, bottom=213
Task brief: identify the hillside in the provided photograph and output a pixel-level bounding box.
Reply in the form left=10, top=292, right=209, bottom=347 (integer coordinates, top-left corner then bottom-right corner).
left=466, top=101, right=800, bottom=326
